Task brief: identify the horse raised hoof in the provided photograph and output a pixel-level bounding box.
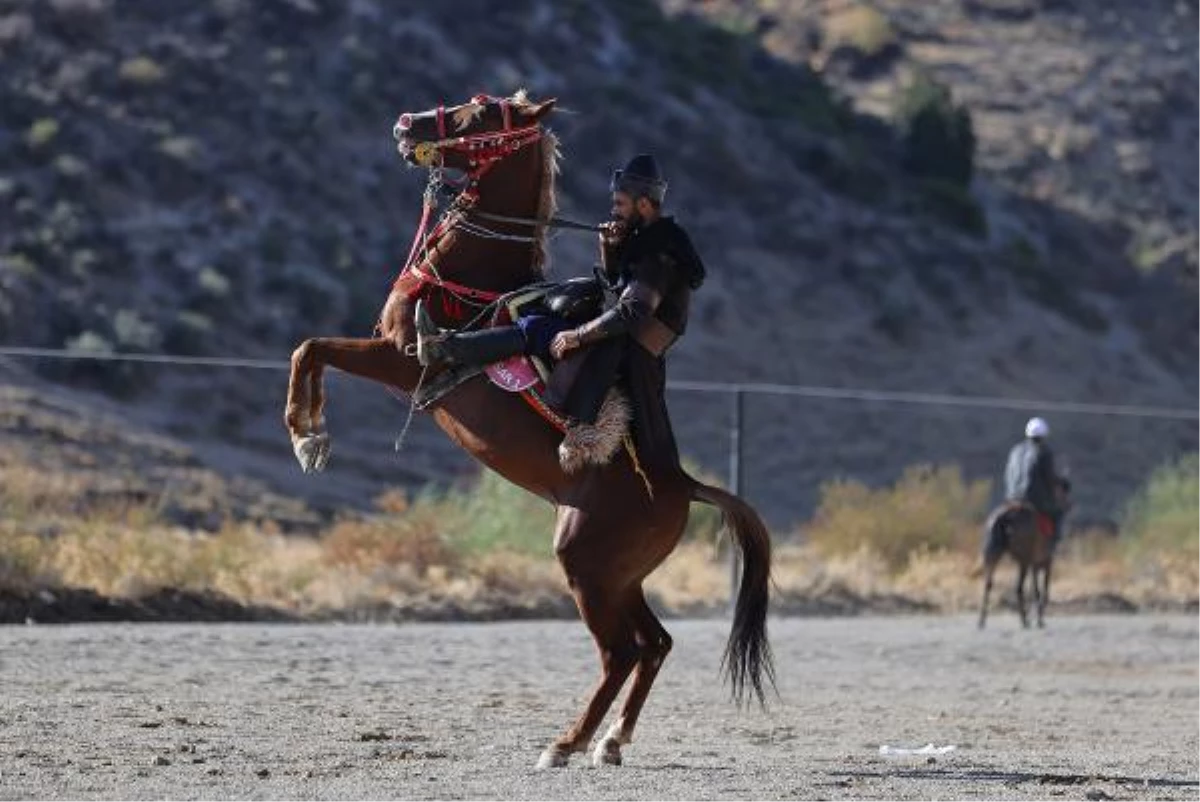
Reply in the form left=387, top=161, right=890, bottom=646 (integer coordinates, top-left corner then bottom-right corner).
left=535, top=746, right=572, bottom=770
left=592, top=737, right=623, bottom=767
left=292, top=431, right=331, bottom=473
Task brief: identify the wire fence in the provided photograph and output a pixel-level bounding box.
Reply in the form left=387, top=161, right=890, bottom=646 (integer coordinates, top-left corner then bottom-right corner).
left=1, top=346, right=1194, bottom=420
left=2, top=344, right=1194, bottom=510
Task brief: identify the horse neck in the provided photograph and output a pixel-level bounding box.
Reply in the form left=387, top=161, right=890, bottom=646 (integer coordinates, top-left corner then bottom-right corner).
left=441, top=142, right=548, bottom=292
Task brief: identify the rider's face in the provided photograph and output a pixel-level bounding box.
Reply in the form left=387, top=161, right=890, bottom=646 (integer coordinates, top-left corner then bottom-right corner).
left=611, top=191, right=636, bottom=224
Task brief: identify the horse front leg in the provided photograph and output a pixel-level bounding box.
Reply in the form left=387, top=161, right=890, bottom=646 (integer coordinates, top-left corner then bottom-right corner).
left=1038, top=561, right=1052, bottom=629
left=1015, top=563, right=1029, bottom=629
left=284, top=336, right=418, bottom=472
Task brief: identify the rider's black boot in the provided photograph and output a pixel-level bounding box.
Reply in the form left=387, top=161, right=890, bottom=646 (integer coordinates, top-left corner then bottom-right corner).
left=414, top=300, right=528, bottom=368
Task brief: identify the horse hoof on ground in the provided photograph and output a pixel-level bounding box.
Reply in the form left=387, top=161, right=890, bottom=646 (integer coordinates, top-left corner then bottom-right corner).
left=592, top=737, right=622, bottom=767
left=292, top=432, right=331, bottom=473
left=536, top=747, right=572, bottom=770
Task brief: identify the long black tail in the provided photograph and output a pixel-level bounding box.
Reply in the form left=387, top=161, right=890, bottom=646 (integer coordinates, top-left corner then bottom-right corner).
left=691, top=478, right=775, bottom=707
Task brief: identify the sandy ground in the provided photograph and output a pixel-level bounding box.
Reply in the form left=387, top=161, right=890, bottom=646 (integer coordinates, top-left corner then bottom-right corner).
left=0, top=615, right=1196, bottom=801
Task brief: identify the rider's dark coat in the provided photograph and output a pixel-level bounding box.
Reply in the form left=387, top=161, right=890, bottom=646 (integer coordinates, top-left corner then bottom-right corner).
left=1004, top=439, right=1060, bottom=515
left=551, top=216, right=705, bottom=473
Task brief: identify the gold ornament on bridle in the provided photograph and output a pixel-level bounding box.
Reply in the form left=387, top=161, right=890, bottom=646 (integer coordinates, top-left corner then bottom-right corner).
left=412, top=141, right=440, bottom=167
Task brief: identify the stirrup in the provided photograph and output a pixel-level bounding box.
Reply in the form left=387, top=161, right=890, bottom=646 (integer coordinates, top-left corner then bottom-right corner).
left=413, top=300, right=453, bottom=367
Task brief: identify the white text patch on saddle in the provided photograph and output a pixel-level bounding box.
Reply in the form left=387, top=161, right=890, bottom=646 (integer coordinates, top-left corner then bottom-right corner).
left=485, top=356, right=540, bottom=392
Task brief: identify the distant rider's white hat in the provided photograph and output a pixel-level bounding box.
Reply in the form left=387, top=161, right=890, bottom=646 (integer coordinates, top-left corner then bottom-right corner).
left=1025, top=417, right=1050, bottom=438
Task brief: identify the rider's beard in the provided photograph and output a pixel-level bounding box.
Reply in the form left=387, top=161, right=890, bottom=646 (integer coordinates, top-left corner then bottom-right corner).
left=619, top=209, right=643, bottom=229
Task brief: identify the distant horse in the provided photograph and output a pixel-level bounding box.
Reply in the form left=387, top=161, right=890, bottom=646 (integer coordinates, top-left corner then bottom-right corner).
left=282, top=91, right=773, bottom=768
left=977, top=481, right=1071, bottom=629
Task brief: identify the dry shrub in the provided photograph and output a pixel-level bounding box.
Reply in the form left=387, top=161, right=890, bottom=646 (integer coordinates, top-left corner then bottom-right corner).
left=0, top=531, right=50, bottom=591
left=118, top=56, right=165, bottom=85
left=646, top=541, right=732, bottom=609
left=322, top=504, right=458, bottom=577
left=466, top=551, right=565, bottom=596
left=49, top=521, right=276, bottom=599
left=825, top=4, right=896, bottom=58
left=1120, top=453, right=1198, bottom=561
left=893, top=548, right=979, bottom=612
left=803, top=464, right=991, bottom=570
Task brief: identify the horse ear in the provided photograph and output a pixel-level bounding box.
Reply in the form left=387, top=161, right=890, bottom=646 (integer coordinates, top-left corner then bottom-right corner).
left=527, top=98, right=556, bottom=121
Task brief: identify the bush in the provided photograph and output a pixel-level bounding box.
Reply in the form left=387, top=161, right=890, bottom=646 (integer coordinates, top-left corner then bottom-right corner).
left=448, top=472, right=555, bottom=557
left=323, top=504, right=460, bottom=577
left=26, top=118, right=60, bottom=149
left=825, top=5, right=898, bottom=60
left=894, top=72, right=976, bottom=187
left=1121, top=454, right=1199, bottom=560
left=917, top=178, right=987, bottom=237
left=113, top=309, right=160, bottom=350
left=118, top=56, right=166, bottom=85
left=803, top=464, right=991, bottom=570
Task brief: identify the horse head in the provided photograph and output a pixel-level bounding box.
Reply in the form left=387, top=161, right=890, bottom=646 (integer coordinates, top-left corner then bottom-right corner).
left=393, top=91, right=556, bottom=174
left=379, top=91, right=561, bottom=341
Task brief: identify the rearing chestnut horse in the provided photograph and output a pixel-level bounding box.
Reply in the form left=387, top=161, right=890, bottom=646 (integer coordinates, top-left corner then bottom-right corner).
left=284, top=91, right=773, bottom=768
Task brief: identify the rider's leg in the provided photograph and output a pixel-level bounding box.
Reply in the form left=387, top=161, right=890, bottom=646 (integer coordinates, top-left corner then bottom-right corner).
left=414, top=300, right=529, bottom=367
left=555, top=339, right=624, bottom=425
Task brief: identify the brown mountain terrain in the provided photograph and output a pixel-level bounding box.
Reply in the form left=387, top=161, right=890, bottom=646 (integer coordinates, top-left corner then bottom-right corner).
left=0, top=0, right=1195, bottom=528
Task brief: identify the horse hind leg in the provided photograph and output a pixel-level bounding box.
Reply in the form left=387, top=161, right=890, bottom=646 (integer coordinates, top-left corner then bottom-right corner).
left=1015, top=563, right=1030, bottom=629
left=537, top=585, right=639, bottom=769
left=1031, top=566, right=1044, bottom=629
left=593, top=589, right=673, bottom=767
left=978, top=558, right=998, bottom=630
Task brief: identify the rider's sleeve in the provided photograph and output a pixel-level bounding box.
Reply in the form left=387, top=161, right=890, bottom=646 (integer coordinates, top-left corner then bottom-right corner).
left=598, top=237, right=622, bottom=286
left=573, top=279, right=662, bottom=344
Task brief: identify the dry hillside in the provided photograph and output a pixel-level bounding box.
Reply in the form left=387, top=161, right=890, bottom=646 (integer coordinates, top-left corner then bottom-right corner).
left=0, top=0, right=1195, bottom=527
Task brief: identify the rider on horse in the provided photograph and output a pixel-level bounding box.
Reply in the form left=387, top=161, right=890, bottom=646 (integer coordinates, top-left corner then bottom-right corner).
left=414, top=153, right=706, bottom=472
left=999, top=417, right=1068, bottom=551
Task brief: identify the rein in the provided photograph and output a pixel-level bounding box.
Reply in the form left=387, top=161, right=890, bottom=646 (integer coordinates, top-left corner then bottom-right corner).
left=469, top=209, right=601, bottom=234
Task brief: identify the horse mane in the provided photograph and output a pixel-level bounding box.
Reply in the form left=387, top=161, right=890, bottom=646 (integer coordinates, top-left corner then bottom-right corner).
left=532, top=129, right=560, bottom=274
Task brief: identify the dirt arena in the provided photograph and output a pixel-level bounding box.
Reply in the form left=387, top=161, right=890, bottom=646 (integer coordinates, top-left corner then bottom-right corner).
left=0, top=614, right=1196, bottom=800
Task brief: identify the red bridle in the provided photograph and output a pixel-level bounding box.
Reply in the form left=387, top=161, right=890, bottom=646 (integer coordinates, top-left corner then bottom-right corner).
left=391, top=95, right=545, bottom=312
left=393, top=94, right=542, bottom=200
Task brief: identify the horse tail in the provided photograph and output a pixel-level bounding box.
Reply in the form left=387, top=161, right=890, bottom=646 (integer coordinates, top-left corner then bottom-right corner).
left=973, top=504, right=1012, bottom=577
left=690, top=477, right=775, bottom=707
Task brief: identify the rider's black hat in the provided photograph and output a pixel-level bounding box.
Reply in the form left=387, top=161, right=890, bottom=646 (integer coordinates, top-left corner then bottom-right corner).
left=610, top=153, right=668, bottom=204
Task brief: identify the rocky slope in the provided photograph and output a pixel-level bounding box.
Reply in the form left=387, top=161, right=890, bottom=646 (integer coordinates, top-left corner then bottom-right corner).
left=0, top=0, right=1194, bottom=527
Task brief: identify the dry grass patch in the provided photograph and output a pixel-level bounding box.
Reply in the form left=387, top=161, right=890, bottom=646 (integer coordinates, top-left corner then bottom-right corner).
left=803, top=464, right=990, bottom=570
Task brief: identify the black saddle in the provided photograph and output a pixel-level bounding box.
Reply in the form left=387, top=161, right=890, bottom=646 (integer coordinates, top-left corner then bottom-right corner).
left=541, top=277, right=604, bottom=324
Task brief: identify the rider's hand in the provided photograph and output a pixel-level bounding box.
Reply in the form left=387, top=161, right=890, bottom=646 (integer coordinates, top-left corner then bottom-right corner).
left=598, top=220, right=626, bottom=246
left=551, top=330, right=582, bottom=361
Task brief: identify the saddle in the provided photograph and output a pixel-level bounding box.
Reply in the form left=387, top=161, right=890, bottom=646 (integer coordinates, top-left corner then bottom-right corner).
left=410, top=278, right=647, bottom=486
left=484, top=277, right=605, bottom=405
left=1006, top=501, right=1056, bottom=540
left=488, top=280, right=639, bottom=478
left=542, top=277, right=605, bottom=324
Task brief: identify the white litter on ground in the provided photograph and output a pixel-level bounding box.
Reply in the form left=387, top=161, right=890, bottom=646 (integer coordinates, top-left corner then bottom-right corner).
left=879, top=744, right=959, bottom=757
